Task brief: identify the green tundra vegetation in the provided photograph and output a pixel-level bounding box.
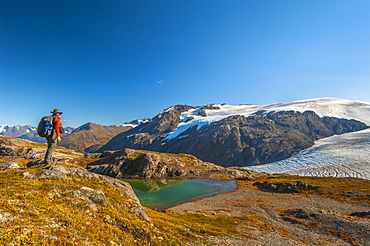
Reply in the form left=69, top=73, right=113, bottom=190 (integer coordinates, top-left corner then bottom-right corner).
left=0, top=165, right=242, bottom=245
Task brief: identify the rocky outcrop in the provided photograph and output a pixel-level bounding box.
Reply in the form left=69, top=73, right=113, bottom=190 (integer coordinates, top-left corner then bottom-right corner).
left=254, top=180, right=315, bottom=193
left=86, top=148, right=261, bottom=179
left=0, top=137, right=43, bottom=158
left=99, top=109, right=368, bottom=167
left=74, top=187, right=107, bottom=206
left=0, top=136, right=83, bottom=170
left=350, top=211, right=370, bottom=218
left=0, top=139, right=49, bottom=165
left=39, top=164, right=100, bottom=180
left=198, top=104, right=221, bottom=116
left=0, top=162, right=20, bottom=170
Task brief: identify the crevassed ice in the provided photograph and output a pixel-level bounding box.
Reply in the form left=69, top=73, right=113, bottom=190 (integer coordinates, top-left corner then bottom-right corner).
left=245, top=129, right=370, bottom=180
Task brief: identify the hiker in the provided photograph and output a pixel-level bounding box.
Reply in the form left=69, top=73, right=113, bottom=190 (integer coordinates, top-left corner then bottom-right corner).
left=44, top=109, right=63, bottom=165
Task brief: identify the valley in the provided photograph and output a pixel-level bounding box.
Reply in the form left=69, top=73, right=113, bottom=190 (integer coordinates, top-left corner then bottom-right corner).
left=2, top=97, right=370, bottom=180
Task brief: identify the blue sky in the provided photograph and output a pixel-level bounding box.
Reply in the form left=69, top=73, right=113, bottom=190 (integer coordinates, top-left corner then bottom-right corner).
left=1, top=0, right=370, bottom=127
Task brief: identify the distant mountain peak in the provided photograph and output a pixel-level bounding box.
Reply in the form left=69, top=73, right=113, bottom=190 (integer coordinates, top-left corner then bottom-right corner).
left=0, top=124, right=73, bottom=143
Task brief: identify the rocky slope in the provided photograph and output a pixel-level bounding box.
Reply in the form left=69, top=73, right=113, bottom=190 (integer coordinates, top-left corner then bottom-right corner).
left=99, top=107, right=368, bottom=167
left=59, top=122, right=132, bottom=153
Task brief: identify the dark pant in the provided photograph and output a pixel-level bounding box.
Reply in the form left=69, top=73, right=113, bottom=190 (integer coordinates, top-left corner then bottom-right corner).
left=45, top=132, right=57, bottom=164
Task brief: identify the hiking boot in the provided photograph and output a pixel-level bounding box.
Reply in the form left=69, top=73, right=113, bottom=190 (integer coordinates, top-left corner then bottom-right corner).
left=44, top=162, right=55, bottom=167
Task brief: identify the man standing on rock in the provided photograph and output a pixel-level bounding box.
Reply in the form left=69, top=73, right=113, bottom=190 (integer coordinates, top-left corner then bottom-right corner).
left=44, top=109, right=63, bottom=165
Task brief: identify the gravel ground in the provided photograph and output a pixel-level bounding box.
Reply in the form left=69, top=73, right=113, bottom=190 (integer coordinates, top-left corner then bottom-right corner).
left=169, top=185, right=370, bottom=246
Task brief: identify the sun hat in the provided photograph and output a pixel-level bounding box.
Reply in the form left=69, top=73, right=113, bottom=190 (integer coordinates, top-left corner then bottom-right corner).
left=51, top=109, right=63, bottom=114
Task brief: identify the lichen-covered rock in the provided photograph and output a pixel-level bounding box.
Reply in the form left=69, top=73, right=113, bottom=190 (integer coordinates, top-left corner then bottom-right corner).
left=39, top=165, right=100, bottom=180
left=0, top=162, right=20, bottom=170
left=22, top=171, right=38, bottom=180
left=79, top=187, right=107, bottom=206
left=39, top=165, right=70, bottom=179
left=0, top=212, right=14, bottom=222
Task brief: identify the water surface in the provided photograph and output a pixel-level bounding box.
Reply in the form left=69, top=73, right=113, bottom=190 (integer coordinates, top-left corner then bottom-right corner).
left=124, top=178, right=237, bottom=211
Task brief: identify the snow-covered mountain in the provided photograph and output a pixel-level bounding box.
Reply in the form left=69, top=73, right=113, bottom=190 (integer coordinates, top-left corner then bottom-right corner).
left=99, top=98, right=370, bottom=176
left=164, top=97, right=370, bottom=180
left=0, top=124, right=74, bottom=143
left=207, top=98, right=370, bottom=180
left=0, top=125, right=36, bottom=137
left=164, top=98, right=370, bottom=140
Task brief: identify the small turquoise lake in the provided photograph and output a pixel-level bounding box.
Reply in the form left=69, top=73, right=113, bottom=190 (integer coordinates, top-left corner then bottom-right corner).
left=123, top=178, right=237, bottom=211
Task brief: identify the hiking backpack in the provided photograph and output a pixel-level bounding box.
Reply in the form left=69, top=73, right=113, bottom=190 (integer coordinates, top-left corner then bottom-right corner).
left=37, top=116, right=54, bottom=137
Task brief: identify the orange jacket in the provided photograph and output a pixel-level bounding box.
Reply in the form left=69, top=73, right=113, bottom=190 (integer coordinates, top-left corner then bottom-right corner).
left=53, top=117, right=62, bottom=137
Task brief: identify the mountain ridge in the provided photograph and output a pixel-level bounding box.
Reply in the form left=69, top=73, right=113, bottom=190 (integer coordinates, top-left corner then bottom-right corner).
left=59, top=122, right=133, bottom=153
left=0, top=120, right=144, bottom=153
left=99, top=98, right=370, bottom=167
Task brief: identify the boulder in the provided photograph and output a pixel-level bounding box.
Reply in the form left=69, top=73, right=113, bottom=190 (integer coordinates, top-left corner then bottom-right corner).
left=254, top=181, right=315, bottom=193
left=0, top=162, right=20, bottom=170
left=78, top=187, right=107, bottom=206
left=39, top=165, right=99, bottom=180
left=350, top=211, right=370, bottom=218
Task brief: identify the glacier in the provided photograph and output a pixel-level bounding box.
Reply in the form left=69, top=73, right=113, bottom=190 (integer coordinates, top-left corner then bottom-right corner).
left=245, top=128, right=370, bottom=180
left=162, top=98, right=370, bottom=180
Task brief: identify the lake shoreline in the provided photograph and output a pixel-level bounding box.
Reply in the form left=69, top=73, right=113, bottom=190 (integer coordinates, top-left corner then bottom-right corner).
left=126, top=178, right=238, bottom=211
left=166, top=179, right=370, bottom=245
